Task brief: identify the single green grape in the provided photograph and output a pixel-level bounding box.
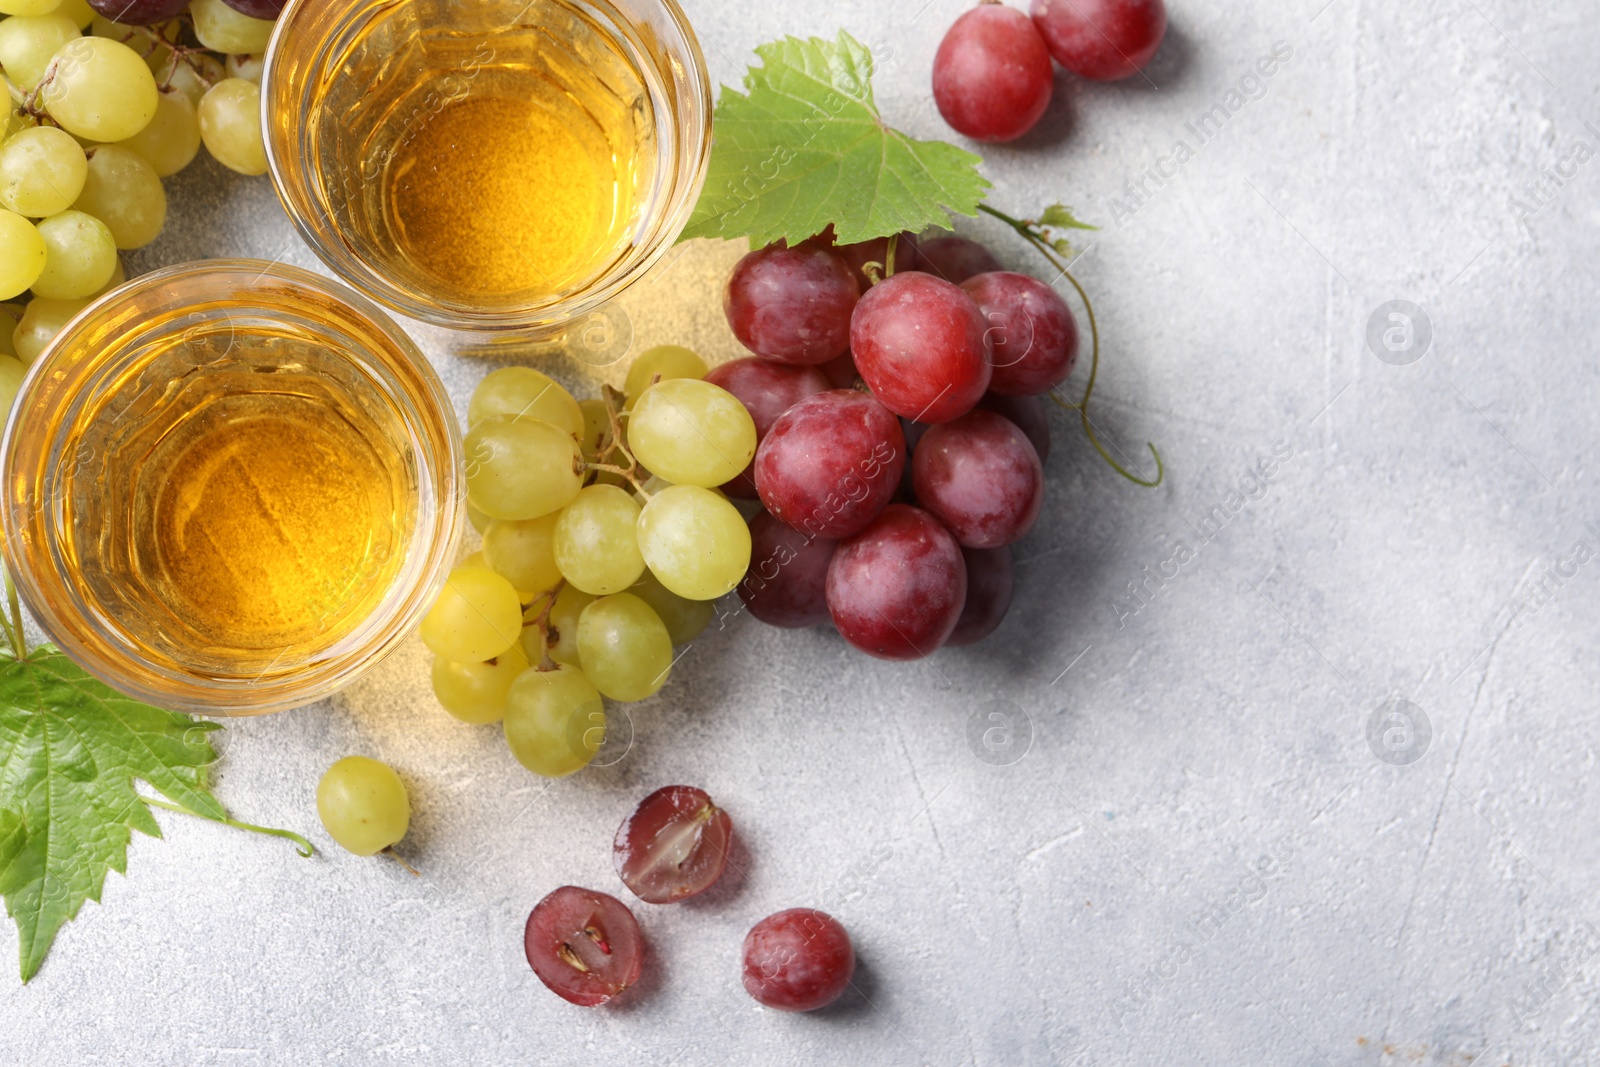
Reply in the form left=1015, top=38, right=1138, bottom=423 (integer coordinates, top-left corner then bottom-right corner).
left=503, top=664, right=605, bottom=777
left=553, top=484, right=645, bottom=595
left=0, top=211, right=47, bottom=302
left=465, top=501, right=491, bottom=534
left=431, top=640, right=530, bottom=725
left=541, top=583, right=594, bottom=666
left=73, top=145, right=165, bottom=249
left=623, top=344, right=707, bottom=407
left=12, top=295, right=88, bottom=362
left=189, top=0, right=274, bottom=53
left=628, top=569, right=714, bottom=645
left=628, top=377, right=757, bottom=488
left=316, top=756, right=411, bottom=857
left=482, top=512, right=563, bottom=599
left=0, top=355, right=27, bottom=413
left=225, top=52, right=264, bottom=83
left=0, top=12, right=79, bottom=90
left=0, top=305, right=20, bottom=358
left=150, top=48, right=222, bottom=108
left=468, top=366, right=583, bottom=438
left=52, top=0, right=91, bottom=28
left=39, top=37, right=159, bottom=143
left=457, top=548, right=535, bottom=600
left=197, top=77, right=267, bottom=176
left=576, top=592, right=673, bottom=701
left=0, top=127, right=87, bottom=218
left=118, top=88, right=200, bottom=177
left=30, top=210, right=115, bottom=300
left=636, top=485, right=752, bottom=601
left=418, top=564, right=523, bottom=663
left=0, top=0, right=64, bottom=18
left=463, top=414, right=584, bottom=521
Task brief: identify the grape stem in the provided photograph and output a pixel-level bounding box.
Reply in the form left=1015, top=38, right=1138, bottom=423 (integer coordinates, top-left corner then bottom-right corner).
left=976, top=203, right=1165, bottom=488
left=524, top=580, right=565, bottom=672
left=585, top=384, right=653, bottom=495
left=141, top=795, right=316, bottom=858
left=381, top=846, right=420, bottom=877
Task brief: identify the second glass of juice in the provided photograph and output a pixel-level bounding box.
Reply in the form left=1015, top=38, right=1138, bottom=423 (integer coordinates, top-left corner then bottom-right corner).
left=262, top=0, right=711, bottom=334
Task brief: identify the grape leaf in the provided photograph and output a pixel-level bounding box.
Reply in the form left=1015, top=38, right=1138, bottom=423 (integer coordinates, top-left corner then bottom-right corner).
left=681, top=30, right=991, bottom=247
left=0, top=646, right=224, bottom=982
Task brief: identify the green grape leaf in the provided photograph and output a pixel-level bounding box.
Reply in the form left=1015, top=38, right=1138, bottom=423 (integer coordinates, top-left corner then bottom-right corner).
left=681, top=31, right=992, bottom=247
left=0, top=646, right=224, bottom=982
left=1039, top=203, right=1098, bottom=231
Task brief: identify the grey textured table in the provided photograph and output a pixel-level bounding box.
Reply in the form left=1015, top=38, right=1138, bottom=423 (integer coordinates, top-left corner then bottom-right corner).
left=4, top=1, right=1599, bottom=1064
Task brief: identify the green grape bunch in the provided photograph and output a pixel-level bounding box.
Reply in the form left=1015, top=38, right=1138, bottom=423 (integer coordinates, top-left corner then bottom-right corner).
left=0, top=0, right=279, bottom=383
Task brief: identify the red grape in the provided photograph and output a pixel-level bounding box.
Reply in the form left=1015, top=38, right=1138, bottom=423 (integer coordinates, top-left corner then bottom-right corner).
left=754, top=390, right=905, bottom=539
left=724, top=241, right=858, bottom=365
left=524, top=886, right=644, bottom=1006
left=818, top=352, right=861, bottom=389
left=826, top=504, right=967, bottom=660
left=977, top=392, right=1051, bottom=463
left=704, top=358, right=830, bottom=497
left=1030, top=0, right=1167, bottom=81
left=912, top=409, right=1043, bottom=548
left=739, top=510, right=837, bottom=628
left=947, top=546, right=1015, bottom=646
left=220, top=0, right=287, bottom=16
left=613, top=785, right=733, bottom=904
left=962, top=271, right=1079, bottom=396
left=742, top=908, right=855, bottom=1012
left=932, top=3, right=1054, bottom=143
left=88, top=0, right=190, bottom=23
left=850, top=271, right=992, bottom=424
left=835, top=232, right=921, bottom=293
left=917, top=235, right=1003, bottom=284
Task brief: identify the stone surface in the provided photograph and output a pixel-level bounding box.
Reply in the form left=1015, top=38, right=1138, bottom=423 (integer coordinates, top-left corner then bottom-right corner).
left=4, top=1, right=1600, bottom=1064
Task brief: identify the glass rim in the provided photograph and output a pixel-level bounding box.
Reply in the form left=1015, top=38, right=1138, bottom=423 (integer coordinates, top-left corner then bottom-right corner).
left=259, top=0, right=714, bottom=335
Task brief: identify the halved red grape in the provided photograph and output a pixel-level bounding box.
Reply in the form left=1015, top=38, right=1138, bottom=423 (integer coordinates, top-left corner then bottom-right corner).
left=917, top=235, right=1003, bottom=284
left=613, top=785, right=733, bottom=904
left=932, top=3, right=1054, bottom=142
left=739, top=510, right=836, bottom=628
left=826, top=505, right=967, bottom=660
left=835, top=232, right=921, bottom=293
left=88, top=0, right=190, bottom=23
left=1030, top=0, right=1166, bottom=82
left=962, top=271, right=1079, bottom=396
left=724, top=241, right=858, bottom=365
left=754, top=389, right=905, bottom=539
left=912, top=409, right=1044, bottom=548
left=742, top=908, right=855, bottom=1012
left=524, top=886, right=644, bottom=1006
left=947, top=546, right=1015, bottom=646
left=977, top=392, right=1051, bottom=463
left=704, top=358, right=830, bottom=497
left=850, top=271, right=992, bottom=424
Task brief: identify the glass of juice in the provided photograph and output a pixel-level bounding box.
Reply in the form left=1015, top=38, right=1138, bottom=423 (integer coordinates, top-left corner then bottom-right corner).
left=0, top=260, right=462, bottom=715
left=261, top=0, right=712, bottom=335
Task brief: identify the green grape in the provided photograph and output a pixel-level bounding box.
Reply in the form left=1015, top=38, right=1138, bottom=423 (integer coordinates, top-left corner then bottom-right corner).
left=503, top=664, right=604, bottom=778
left=541, top=583, right=593, bottom=666
left=72, top=145, right=164, bottom=249
left=3, top=106, right=33, bottom=142
left=636, top=484, right=752, bottom=600
left=465, top=501, right=491, bottom=534
left=190, top=0, right=273, bottom=53
left=576, top=592, right=672, bottom=701
left=468, top=366, right=584, bottom=438
left=53, top=0, right=92, bottom=28
left=12, top=295, right=87, bottom=361
left=0, top=210, right=47, bottom=301
left=316, top=756, right=411, bottom=857
left=519, top=622, right=547, bottom=667
left=0, top=305, right=19, bottom=358
left=39, top=37, right=159, bottom=143
left=118, top=87, right=199, bottom=177
left=0, top=12, right=79, bottom=90
left=417, top=563, right=523, bottom=663
left=482, top=512, right=562, bottom=598
left=30, top=209, right=115, bottom=299
left=628, top=569, right=714, bottom=645
left=463, top=414, right=584, bottom=521
left=431, top=640, right=530, bottom=725
left=197, top=77, right=266, bottom=176
left=0, top=354, right=27, bottom=413
left=578, top=396, right=611, bottom=461
left=628, top=377, right=757, bottom=488
left=0, top=126, right=88, bottom=218
left=457, top=548, right=533, bottom=600
left=552, top=484, right=645, bottom=595
left=622, top=343, right=706, bottom=407
left=150, top=49, right=223, bottom=108
left=224, top=51, right=263, bottom=83
left=0, top=0, right=63, bottom=17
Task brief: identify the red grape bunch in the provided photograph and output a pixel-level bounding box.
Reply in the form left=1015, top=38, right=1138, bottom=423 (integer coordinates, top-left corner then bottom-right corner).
left=720, top=230, right=1082, bottom=661
left=932, top=0, right=1168, bottom=142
